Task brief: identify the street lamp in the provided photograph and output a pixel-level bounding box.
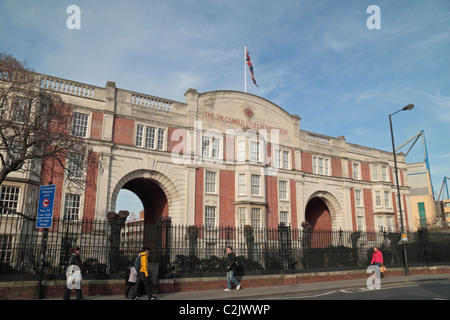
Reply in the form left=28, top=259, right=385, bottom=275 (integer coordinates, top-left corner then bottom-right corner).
left=389, top=103, right=414, bottom=276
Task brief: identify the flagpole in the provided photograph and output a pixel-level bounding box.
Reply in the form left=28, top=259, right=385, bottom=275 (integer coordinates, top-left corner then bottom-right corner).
left=244, top=45, right=247, bottom=93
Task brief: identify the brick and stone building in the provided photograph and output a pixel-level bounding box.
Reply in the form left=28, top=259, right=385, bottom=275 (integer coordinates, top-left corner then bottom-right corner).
left=1, top=73, right=413, bottom=232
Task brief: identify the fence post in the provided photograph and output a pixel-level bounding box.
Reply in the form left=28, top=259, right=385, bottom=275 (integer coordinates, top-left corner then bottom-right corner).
left=36, top=228, right=48, bottom=299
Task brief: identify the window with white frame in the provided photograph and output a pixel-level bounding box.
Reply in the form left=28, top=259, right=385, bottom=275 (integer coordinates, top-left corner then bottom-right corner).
left=382, top=166, right=388, bottom=182
left=157, top=129, right=165, bottom=150
left=67, top=152, right=84, bottom=179
left=352, top=163, right=360, bottom=180
left=278, top=180, right=288, bottom=200
left=251, top=174, right=260, bottom=195
left=275, top=150, right=290, bottom=169
left=377, top=216, right=384, bottom=232
left=375, top=191, right=382, bottom=208
left=12, top=97, right=30, bottom=123
left=313, top=156, right=330, bottom=176
left=135, top=125, right=165, bottom=150
left=0, top=186, right=20, bottom=215
left=205, top=171, right=217, bottom=193
left=387, top=216, right=394, bottom=232
left=357, top=215, right=365, bottom=231
left=355, top=189, right=363, bottom=207
left=251, top=208, right=261, bottom=229
left=135, top=124, right=144, bottom=146
left=238, top=207, right=247, bottom=227
left=205, top=206, right=216, bottom=228
left=280, top=211, right=289, bottom=226
left=145, top=127, right=156, bottom=149
left=64, top=193, right=81, bottom=220
left=238, top=174, right=246, bottom=195
left=250, top=141, right=260, bottom=163
left=237, top=140, right=246, bottom=162
left=202, top=136, right=221, bottom=159
left=372, top=166, right=379, bottom=181
left=384, top=191, right=391, bottom=208
left=72, top=112, right=89, bottom=138
left=283, top=151, right=289, bottom=169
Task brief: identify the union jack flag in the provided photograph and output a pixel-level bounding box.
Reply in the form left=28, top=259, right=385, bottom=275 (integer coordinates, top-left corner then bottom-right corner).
left=245, top=48, right=258, bottom=87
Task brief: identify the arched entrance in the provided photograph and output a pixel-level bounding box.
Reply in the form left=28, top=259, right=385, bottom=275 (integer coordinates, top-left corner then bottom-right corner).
left=122, top=178, right=168, bottom=225
left=304, top=197, right=332, bottom=248
left=305, top=197, right=331, bottom=230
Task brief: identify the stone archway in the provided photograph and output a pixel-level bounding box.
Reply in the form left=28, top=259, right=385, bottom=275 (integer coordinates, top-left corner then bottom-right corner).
left=305, top=197, right=331, bottom=230
left=122, top=178, right=168, bottom=225
left=110, top=169, right=179, bottom=224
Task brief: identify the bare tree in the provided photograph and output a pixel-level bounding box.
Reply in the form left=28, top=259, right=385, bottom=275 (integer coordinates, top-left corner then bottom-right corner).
left=0, top=53, right=95, bottom=191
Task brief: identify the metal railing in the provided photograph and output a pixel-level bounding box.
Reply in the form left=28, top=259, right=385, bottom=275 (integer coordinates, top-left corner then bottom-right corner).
left=0, top=214, right=449, bottom=280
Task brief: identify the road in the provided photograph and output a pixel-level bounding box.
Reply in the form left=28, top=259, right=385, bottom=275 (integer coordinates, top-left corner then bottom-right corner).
left=264, top=280, right=450, bottom=300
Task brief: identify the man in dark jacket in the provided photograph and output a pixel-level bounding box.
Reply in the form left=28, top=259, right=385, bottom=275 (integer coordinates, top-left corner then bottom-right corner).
left=225, top=246, right=241, bottom=291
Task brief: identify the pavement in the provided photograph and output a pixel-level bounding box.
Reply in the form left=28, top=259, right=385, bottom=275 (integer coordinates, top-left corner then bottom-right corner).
left=47, top=272, right=450, bottom=300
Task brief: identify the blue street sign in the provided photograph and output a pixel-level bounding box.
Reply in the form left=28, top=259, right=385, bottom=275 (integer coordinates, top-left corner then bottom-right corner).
left=36, top=185, right=56, bottom=228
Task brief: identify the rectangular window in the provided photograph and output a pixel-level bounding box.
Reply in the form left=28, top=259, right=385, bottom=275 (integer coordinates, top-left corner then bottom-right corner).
left=387, top=216, right=394, bottom=232
left=202, top=136, right=221, bottom=159
left=279, top=180, right=287, bottom=200
left=239, top=207, right=247, bottom=227
left=238, top=174, right=246, bottom=195
left=0, top=235, right=13, bottom=262
left=237, top=140, right=246, bottom=162
left=384, top=191, right=391, bottom=208
left=145, top=127, right=156, bottom=149
left=280, top=211, right=289, bottom=225
left=12, top=97, right=30, bottom=123
left=205, top=206, right=216, bottom=228
left=135, top=125, right=144, bottom=146
left=357, top=215, right=364, bottom=231
left=212, top=138, right=220, bottom=159
left=0, top=186, right=20, bottom=215
left=135, top=125, right=165, bottom=150
left=313, top=156, right=330, bottom=175
left=250, top=141, right=259, bottom=163
left=353, top=163, right=360, bottom=180
left=72, top=112, right=89, bottom=138
left=283, top=151, right=289, bottom=169
left=372, top=166, right=379, bottom=181
left=355, top=190, right=363, bottom=207
left=375, top=191, right=381, bottom=208
left=251, top=208, right=261, bottom=229
left=64, top=194, right=81, bottom=220
left=382, top=166, right=388, bottom=182
left=67, top=152, right=83, bottom=178
left=251, top=174, right=260, bottom=195
left=157, top=128, right=165, bottom=150
left=377, top=216, right=384, bottom=232
left=205, top=171, right=216, bottom=193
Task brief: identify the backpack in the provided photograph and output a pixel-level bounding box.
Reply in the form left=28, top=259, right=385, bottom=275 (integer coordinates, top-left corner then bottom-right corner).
left=134, top=254, right=141, bottom=271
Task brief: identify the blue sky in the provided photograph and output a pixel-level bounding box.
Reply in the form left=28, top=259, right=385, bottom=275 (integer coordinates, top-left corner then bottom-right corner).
left=1, top=0, right=449, bottom=214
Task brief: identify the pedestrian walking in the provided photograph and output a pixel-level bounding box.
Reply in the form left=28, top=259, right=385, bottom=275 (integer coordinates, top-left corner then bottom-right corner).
left=63, top=246, right=84, bottom=300
left=124, top=265, right=137, bottom=299
left=224, top=246, right=241, bottom=291
left=131, top=247, right=156, bottom=300
left=371, top=246, right=385, bottom=278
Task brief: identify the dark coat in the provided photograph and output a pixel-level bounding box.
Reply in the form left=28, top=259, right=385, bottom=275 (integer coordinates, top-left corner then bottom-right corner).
left=226, top=252, right=237, bottom=272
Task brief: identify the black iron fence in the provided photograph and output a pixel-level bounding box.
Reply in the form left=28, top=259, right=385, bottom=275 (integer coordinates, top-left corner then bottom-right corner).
left=0, top=214, right=449, bottom=281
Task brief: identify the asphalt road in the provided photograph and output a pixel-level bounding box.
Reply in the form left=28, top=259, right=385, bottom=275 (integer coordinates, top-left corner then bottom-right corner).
left=264, top=280, right=450, bottom=300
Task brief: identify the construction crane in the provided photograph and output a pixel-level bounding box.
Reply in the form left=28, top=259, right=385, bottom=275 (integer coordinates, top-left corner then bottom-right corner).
left=438, top=176, right=449, bottom=200
left=395, top=130, right=435, bottom=198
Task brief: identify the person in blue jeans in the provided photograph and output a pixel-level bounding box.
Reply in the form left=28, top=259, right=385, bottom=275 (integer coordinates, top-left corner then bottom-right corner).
left=225, top=246, right=241, bottom=291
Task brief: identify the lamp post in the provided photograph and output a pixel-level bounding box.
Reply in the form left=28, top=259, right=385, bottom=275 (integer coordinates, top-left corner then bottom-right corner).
left=389, top=103, right=414, bottom=276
